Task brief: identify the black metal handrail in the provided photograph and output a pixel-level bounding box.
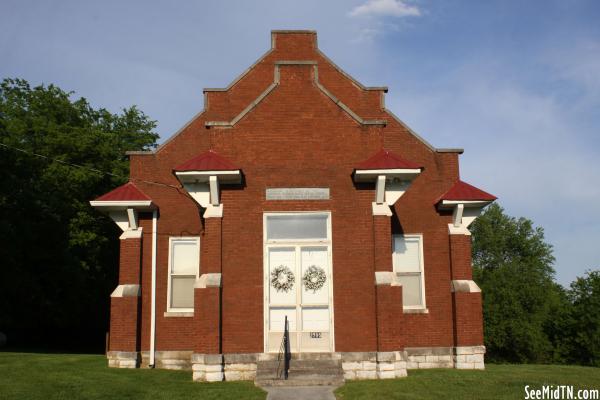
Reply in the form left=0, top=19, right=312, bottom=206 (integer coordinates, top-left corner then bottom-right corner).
left=276, top=315, right=291, bottom=380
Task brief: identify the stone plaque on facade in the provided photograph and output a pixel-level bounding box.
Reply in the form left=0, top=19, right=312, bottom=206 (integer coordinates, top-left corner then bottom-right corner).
left=266, top=188, right=330, bottom=200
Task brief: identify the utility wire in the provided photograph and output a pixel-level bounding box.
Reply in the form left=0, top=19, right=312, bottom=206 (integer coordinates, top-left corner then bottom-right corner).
left=0, top=142, right=183, bottom=192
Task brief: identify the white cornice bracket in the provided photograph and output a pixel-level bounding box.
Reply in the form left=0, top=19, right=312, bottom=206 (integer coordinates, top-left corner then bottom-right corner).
left=209, top=175, right=220, bottom=206
left=89, top=199, right=154, bottom=234
left=375, top=175, right=386, bottom=204
left=355, top=171, right=420, bottom=216
left=127, top=208, right=138, bottom=230
left=444, top=202, right=488, bottom=235
left=452, top=203, right=464, bottom=228
left=175, top=171, right=242, bottom=219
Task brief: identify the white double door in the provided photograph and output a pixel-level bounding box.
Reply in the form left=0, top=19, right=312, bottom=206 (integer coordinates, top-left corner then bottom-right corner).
left=265, top=245, right=333, bottom=353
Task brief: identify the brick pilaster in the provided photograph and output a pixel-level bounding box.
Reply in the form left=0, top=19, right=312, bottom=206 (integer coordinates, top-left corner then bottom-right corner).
left=449, top=234, right=473, bottom=280
left=203, top=218, right=222, bottom=274
left=373, top=215, right=392, bottom=272
left=376, top=283, right=404, bottom=351
left=109, top=234, right=142, bottom=354
left=373, top=214, right=404, bottom=351
left=193, top=286, right=221, bottom=354
left=449, top=233, right=484, bottom=347
left=194, top=217, right=222, bottom=354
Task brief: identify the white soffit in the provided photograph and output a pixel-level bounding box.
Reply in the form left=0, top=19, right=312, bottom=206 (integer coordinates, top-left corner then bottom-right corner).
left=175, top=170, right=241, bottom=184
left=89, top=200, right=154, bottom=211
left=353, top=169, right=421, bottom=183
left=438, top=200, right=493, bottom=210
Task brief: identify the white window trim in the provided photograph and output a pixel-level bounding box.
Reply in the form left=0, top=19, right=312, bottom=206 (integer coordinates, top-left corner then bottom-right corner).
left=167, top=236, right=200, bottom=313
left=263, top=212, right=332, bottom=244
left=262, top=211, right=336, bottom=353
left=392, top=233, right=427, bottom=310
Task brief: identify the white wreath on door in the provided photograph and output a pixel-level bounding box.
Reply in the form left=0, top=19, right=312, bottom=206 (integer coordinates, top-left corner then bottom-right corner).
left=302, top=265, right=327, bottom=293
left=271, top=265, right=295, bottom=293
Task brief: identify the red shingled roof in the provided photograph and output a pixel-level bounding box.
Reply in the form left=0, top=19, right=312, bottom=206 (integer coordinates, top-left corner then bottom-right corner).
left=438, top=180, right=497, bottom=202
left=94, top=182, right=151, bottom=202
left=356, top=149, right=421, bottom=170
left=174, top=150, right=239, bottom=172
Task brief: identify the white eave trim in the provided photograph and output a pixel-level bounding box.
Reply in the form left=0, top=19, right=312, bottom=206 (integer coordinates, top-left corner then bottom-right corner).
left=354, top=168, right=421, bottom=182
left=89, top=200, right=154, bottom=210
left=438, top=200, right=493, bottom=209
left=174, top=170, right=241, bottom=184
left=355, top=168, right=421, bottom=175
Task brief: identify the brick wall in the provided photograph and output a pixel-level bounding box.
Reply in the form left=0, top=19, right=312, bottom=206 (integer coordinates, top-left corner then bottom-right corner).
left=113, top=31, right=482, bottom=355
left=450, top=234, right=473, bottom=280
left=109, top=297, right=140, bottom=351
left=453, top=292, right=484, bottom=346
left=119, top=237, right=142, bottom=285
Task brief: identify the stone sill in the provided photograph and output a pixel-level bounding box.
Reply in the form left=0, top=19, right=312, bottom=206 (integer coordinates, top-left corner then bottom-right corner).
left=164, top=311, right=194, bottom=318
left=403, top=308, right=429, bottom=314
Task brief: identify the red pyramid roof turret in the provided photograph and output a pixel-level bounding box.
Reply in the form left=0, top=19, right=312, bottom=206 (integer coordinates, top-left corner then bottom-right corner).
left=174, top=150, right=239, bottom=172
left=438, top=180, right=497, bottom=202
left=356, top=149, right=421, bottom=170
left=94, top=181, right=151, bottom=202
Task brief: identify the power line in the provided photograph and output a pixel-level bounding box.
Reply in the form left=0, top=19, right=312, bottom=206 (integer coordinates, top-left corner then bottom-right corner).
left=0, top=142, right=183, bottom=192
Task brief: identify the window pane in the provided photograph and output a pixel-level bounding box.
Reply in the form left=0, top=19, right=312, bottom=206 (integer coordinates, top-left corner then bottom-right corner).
left=397, top=274, right=422, bottom=307
left=393, top=236, right=421, bottom=272
left=269, top=307, right=297, bottom=331
left=172, top=240, right=199, bottom=274
left=302, top=307, right=330, bottom=331
left=267, top=215, right=328, bottom=240
left=171, top=276, right=195, bottom=308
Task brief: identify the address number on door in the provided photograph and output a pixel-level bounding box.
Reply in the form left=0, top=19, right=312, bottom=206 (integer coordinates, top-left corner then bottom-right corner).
left=310, top=332, right=322, bottom=339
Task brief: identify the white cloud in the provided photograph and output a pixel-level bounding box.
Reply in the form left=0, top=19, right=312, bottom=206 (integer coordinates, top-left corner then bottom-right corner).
left=349, top=0, right=421, bottom=18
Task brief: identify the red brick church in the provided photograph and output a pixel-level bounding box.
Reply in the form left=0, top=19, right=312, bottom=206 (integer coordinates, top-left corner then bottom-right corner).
left=91, top=30, right=496, bottom=382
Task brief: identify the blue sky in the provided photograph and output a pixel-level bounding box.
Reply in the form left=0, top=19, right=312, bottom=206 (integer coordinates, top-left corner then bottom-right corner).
left=2, top=0, right=599, bottom=285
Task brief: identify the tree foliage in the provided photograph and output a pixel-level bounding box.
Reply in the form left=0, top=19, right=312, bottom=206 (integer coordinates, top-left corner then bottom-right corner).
left=0, top=78, right=158, bottom=350
left=472, top=203, right=600, bottom=366
left=565, top=271, right=600, bottom=366
left=472, top=203, right=558, bottom=362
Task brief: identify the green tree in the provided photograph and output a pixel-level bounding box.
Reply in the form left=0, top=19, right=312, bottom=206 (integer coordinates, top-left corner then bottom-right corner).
left=471, top=203, right=562, bottom=363
left=0, top=78, right=158, bottom=350
left=566, top=270, right=600, bottom=366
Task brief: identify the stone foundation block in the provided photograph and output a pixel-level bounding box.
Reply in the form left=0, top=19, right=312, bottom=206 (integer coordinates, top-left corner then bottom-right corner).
left=341, top=351, right=407, bottom=380
left=377, top=362, right=395, bottom=371
left=342, top=361, right=362, bottom=371
left=362, top=361, right=377, bottom=371
left=356, top=370, right=377, bottom=379
left=453, top=346, right=486, bottom=370
left=107, top=351, right=139, bottom=369
left=454, top=346, right=485, bottom=355
left=406, top=347, right=482, bottom=369
left=191, top=353, right=259, bottom=382
left=224, top=362, right=257, bottom=381
left=191, top=353, right=224, bottom=382
left=377, top=370, right=396, bottom=379
left=206, top=371, right=225, bottom=382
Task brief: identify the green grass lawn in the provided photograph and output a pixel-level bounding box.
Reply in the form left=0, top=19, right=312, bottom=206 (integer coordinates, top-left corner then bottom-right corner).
left=0, top=352, right=266, bottom=400
left=336, top=364, right=600, bottom=400
left=1, top=352, right=598, bottom=400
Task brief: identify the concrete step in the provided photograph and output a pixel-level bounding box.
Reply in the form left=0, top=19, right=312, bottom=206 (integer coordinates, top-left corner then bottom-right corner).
left=257, top=360, right=341, bottom=371
left=256, top=376, right=344, bottom=387
left=255, top=356, right=343, bottom=387
left=256, top=370, right=342, bottom=379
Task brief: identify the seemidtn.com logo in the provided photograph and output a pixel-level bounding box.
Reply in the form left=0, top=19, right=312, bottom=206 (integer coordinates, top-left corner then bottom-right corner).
left=525, top=385, right=599, bottom=400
